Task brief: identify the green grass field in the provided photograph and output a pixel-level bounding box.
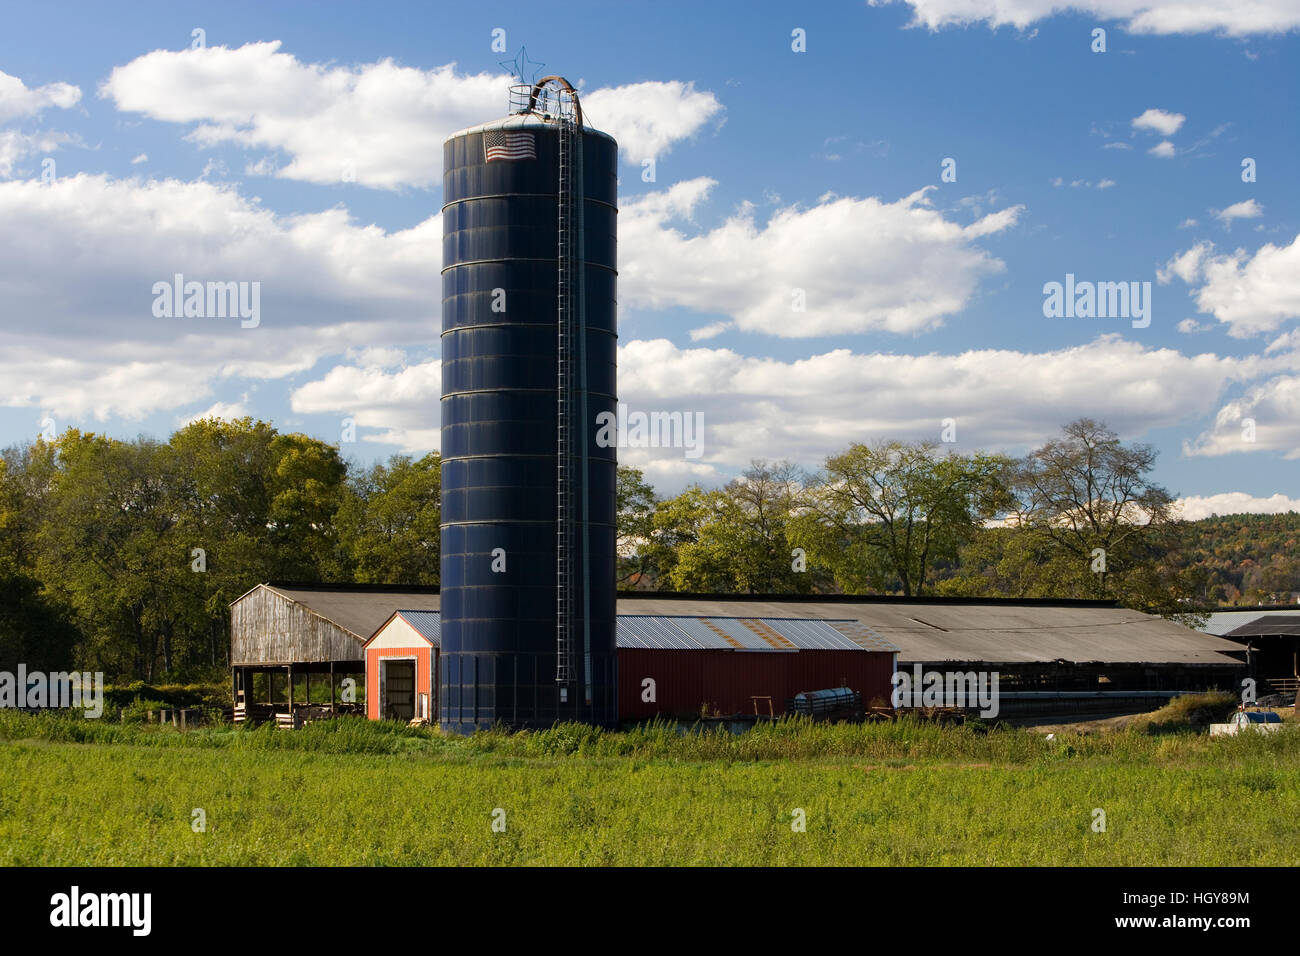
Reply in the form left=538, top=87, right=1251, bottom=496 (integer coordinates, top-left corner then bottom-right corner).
left=1, top=705, right=1297, bottom=866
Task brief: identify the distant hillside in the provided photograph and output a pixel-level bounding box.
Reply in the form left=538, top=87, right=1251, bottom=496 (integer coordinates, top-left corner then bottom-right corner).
left=1172, top=511, right=1300, bottom=606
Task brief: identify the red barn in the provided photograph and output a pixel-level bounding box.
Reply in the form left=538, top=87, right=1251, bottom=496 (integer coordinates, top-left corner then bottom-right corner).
left=615, top=616, right=898, bottom=719
left=362, top=608, right=897, bottom=724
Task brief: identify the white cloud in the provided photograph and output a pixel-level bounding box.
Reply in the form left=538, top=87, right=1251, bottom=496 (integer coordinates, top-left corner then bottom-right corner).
left=1103, top=141, right=1133, bottom=150
left=1132, top=108, right=1186, bottom=136
left=290, top=358, right=441, bottom=453
left=1052, top=177, right=1115, bottom=189
left=101, top=42, right=721, bottom=188
left=621, top=179, right=1022, bottom=337
left=1158, top=241, right=1212, bottom=284
left=1149, top=140, right=1176, bottom=158
left=1177, top=318, right=1211, bottom=333
left=1160, top=234, right=1300, bottom=338
left=613, top=334, right=1268, bottom=482
left=130, top=153, right=148, bottom=164
left=0, top=172, right=441, bottom=419
left=581, top=80, right=723, bottom=161
left=0, top=71, right=80, bottom=122
left=1177, top=492, right=1300, bottom=519
left=866, top=0, right=1300, bottom=36
left=0, top=130, right=77, bottom=178
left=178, top=398, right=249, bottom=426
left=689, top=321, right=733, bottom=341
left=1179, top=217, right=1199, bottom=228
left=1212, top=198, right=1264, bottom=226
left=1184, top=374, right=1300, bottom=458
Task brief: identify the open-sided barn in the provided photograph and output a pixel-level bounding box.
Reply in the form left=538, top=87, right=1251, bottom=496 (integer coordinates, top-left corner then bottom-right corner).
left=229, top=584, right=438, bottom=722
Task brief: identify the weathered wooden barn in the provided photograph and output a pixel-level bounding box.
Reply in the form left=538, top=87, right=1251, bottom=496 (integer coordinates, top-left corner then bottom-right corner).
left=228, top=583, right=438, bottom=723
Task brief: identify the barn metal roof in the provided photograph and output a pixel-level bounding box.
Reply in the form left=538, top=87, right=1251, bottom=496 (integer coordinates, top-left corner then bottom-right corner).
left=397, top=610, right=442, bottom=643
left=234, top=586, right=1241, bottom=666
left=614, top=616, right=897, bottom=653
left=1224, top=615, right=1300, bottom=638
left=1202, top=609, right=1300, bottom=636
left=256, top=585, right=440, bottom=641
left=615, top=597, right=1244, bottom=665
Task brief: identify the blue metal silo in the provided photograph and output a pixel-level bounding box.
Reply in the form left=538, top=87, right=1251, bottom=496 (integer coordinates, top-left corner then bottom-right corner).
left=440, top=77, right=618, bottom=733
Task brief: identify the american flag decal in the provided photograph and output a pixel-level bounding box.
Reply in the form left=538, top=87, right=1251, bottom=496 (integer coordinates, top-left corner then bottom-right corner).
left=483, top=130, right=536, bottom=162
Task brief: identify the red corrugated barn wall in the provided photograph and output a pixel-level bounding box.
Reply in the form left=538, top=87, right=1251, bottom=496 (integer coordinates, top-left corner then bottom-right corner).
left=617, top=649, right=896, bottom=720
left=366, top=646, right=434, bottom=721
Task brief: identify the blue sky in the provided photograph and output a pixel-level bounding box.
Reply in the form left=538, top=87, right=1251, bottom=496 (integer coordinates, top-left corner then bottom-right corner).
left=1, top=0, right=1297, bottom=516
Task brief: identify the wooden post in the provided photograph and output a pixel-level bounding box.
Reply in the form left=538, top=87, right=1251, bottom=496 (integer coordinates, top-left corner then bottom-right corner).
left=329, top=662, right=335, bottom=713
left=267, top=670, right=274, bottom=708
left=180, top=709, right=187, bottom=730
left=287, top=664, right=294, bottom=714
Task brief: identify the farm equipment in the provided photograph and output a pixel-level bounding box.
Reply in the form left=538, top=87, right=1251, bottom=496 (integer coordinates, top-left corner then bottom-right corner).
left=787, top=687, right=864, bottom=722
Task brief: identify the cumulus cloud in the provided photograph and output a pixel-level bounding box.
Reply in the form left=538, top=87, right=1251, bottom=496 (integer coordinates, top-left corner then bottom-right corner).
left=1148, top=140, right=1176, bottom=158
left=1132, top=108, right=1186, bottom=136
left=0, top=130, right=78, bottom=177
left=0, top=71, right=80, bottom=121
left=100, top=42, right=721, bottom=188
left=1212, top=198, right=1264, bottom=226
left=620, top=179, right=1022, bottom=337
left=866, top=0, right=1300, bottom=36
left=178, top=398, right=250, bottom=427
left=0, top=172, right=440, bottom=419
left=290, top=357, right=441, bottom=452
left=278, top=332, right=1272, bottom=486
left=581, top=80, right=723, bottom=161
left=611, top=334, right=1268, bottom=483
left=1177, top=492, right=1300, bottom=519
left=1184, top=374, right=1300, bottom=458
left=1160, top=234, right=1300, bottom=338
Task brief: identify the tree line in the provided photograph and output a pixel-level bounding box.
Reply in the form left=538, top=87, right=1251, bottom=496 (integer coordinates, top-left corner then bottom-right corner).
left=0, top=419, right=438, bottom=680
left=0, top=416, right=1247, bottom=681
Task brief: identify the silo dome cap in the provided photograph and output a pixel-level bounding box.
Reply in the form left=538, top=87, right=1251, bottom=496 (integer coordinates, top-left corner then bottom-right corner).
left=446, top=112, right=616, bottom=145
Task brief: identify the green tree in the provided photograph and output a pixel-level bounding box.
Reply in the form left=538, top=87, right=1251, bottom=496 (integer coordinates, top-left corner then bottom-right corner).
left=1010, top=418, right=1203, bottom=622
left=615, top=465, right=657, bottom=587
left=338, top=453, right=441, bottom=585
left=32, top=431, right=190, bottom=678
left=0, top=453, right=78, bottom=671
left=803, top=440, right=1011, bottom=596
left=646, top=461, right=813, bottom=594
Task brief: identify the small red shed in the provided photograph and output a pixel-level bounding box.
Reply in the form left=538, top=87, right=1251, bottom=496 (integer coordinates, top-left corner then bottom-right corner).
left=364, top=610, right=439, bottom=723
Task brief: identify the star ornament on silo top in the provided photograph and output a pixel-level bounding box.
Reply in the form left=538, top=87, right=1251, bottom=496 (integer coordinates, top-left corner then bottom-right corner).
left=499, top=46, right=545, bottom=85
